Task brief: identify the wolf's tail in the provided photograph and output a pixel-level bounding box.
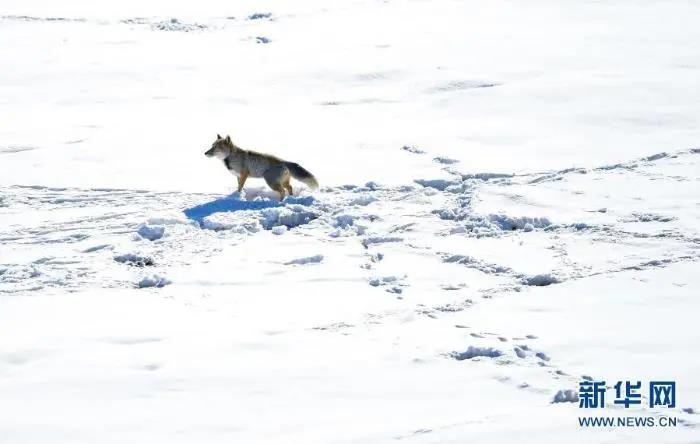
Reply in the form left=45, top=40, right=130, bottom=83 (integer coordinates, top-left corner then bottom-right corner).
left=285, top=162, right=319, bottom=190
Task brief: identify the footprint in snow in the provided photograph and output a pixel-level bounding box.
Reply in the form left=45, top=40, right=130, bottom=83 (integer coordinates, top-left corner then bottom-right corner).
left=368, top=275, right=406, bottom=294
left=137, top=224, right=165, bottom=241
left=433, top=156, right=459, bottom=165
left=449, top=346, right=503, bottom=360
left=359, top=252, right=384, bottom=270
left=137, top=275, right=171, bottom=288
left=362, top=235, right=403, bottom=249
left=552, top=389, right=579, bottom=403
left=102, top=337, right=163, bottom=345
left=114, top=253, right=155, bottom=267
left=440, top=283, right=467, bottom=291
left=401, top=145, right=426, bottom=154
left=284, top=254, right=324, bottom=266
left=247, top=12, right=272, bottom=20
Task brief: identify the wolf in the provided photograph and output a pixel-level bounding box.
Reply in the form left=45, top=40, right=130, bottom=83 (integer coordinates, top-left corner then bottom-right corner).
left=204, top=134, right=319, bottom=200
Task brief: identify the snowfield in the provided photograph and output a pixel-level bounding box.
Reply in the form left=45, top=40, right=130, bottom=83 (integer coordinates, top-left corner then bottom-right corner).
left=1, top=1, right=699, bottom=443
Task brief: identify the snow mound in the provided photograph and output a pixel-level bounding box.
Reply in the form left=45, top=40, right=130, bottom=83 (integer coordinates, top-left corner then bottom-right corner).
left=137, top=224, right=164, bottom=241
left=334, top=214, right=356, bottom=228
left=200, top=213, right=262, bottom=233
left=285, top=254, right=324, bottom=265
left=440, top=208, right=554, bottom=236
left=184, top=194, right=315, bottom=230
left=137, top=275, right=171, bottom=288
left=348, top=194, right=378, bottom=206
left=197, top=203, right=318, bottom=232
left=552, top=390, right=579, bottom=403
left=271, top=226, right=287, bottom=235
left=259, top=204, right=319, bottom=230
left=450, top=346, right=503, bottom=360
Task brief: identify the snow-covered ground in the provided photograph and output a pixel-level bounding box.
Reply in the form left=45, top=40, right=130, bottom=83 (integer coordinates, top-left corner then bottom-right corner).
left=1, top=1, right=699, bottom=442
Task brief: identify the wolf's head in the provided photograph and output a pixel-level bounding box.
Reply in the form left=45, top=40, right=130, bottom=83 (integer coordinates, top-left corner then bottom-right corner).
left=205, top=134, right=233, bottom=159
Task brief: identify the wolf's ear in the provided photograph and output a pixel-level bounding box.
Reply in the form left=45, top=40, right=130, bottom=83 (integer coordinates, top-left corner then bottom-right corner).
left=226, top=135, right=231, bottom=143
left=217, top=133, right=222, bottom=139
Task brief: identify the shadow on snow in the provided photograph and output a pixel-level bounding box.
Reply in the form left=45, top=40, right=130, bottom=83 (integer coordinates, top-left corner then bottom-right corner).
left=183, top=190, right=315, bottom=225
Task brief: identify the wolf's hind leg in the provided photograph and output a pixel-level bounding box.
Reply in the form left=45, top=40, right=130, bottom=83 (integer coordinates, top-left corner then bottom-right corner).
left=283, top=178, right=293, bottom=197
left=268, top=182, right=285, bottom=201
left=263, top=165, right=290, bottom=201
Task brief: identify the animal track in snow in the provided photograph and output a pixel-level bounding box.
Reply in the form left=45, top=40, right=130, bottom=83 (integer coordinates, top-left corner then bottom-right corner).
left=137, top=224, right=165, bottom=241
left=114, top=253, right=155, bottom=267
left=428, top=80, right=500, bottom=93
left=552, top=389, right=579, bottom=403
left=247, top=12, right=273, bottom=21
left=103, top=337, right=163, bottom=345
left=623, top=212, right=676, bottom=223
left=368, top=275, right=406, bottom=294
left=284, top=254, right=324, bottom=266
left=362, top=235, right=403, bottom=249
left=401, top=145, right=426, bottom=154
left=137, top=275, right=171, bottom=288
left=433, top=156, right=459, bottom=165
left=449, top=346, right=503, bottom=360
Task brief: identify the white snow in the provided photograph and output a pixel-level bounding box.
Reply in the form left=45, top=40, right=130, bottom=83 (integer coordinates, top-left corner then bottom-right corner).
left=1, top=0, right=700, bottom=442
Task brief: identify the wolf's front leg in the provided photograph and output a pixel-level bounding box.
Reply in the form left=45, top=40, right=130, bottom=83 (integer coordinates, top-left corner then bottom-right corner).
left=237, top=171, right=249, bottom=192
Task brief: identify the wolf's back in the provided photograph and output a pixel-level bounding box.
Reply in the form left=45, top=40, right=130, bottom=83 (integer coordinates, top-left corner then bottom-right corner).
left=285, top=162, right=319, bottom=190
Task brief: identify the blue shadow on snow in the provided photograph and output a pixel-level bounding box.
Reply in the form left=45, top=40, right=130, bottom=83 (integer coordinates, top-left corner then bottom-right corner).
left=184, top=192, right=315, bottom=225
